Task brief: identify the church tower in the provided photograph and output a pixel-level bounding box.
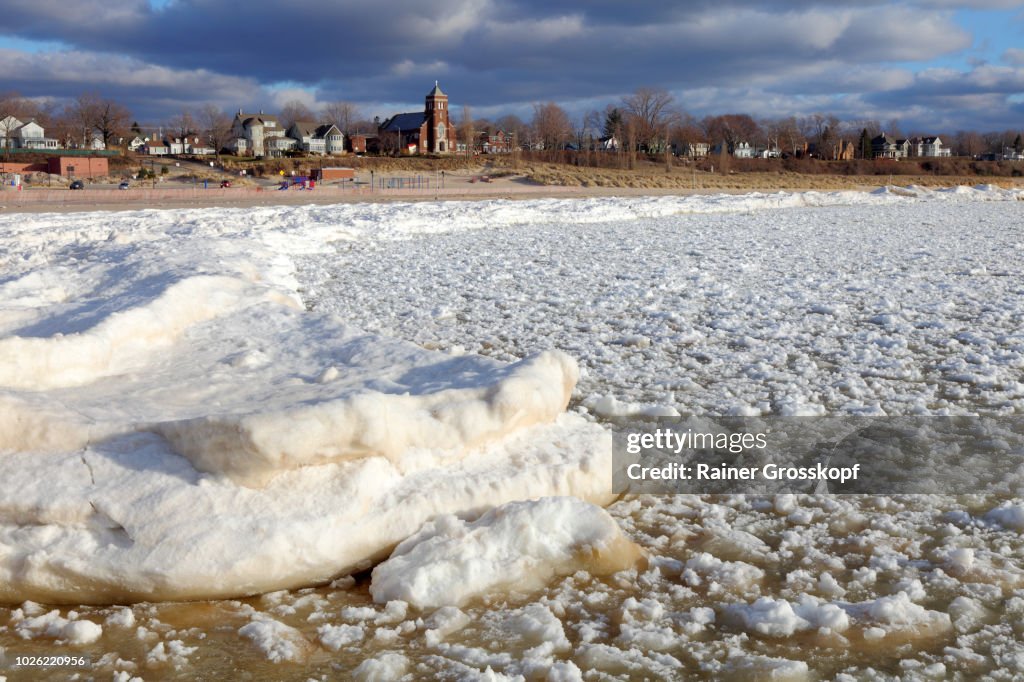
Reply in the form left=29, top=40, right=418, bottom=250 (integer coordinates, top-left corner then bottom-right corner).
left=425, top=81, right=451, bottom=153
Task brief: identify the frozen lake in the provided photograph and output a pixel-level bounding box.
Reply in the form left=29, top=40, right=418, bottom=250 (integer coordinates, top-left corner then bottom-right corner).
left=1, top=187, right=1023, bottom=679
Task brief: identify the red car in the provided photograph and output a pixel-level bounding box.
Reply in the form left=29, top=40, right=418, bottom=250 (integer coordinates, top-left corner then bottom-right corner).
left=220, top=180, right=232, bottom=188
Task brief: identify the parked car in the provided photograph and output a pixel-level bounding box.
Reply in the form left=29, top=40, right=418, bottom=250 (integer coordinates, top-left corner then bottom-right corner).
left=69, top=180, right=85, bottom=190
left=220, top=180, right=232, bottom=188
left=118, top=181, right=130, bottom=190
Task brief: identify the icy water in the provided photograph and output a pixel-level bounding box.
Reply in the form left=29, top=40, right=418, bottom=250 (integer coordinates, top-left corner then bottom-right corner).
left=3, top=196, right=1024, bottom=680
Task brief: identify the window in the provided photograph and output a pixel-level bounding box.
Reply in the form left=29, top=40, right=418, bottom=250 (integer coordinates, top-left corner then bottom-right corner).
left=437, top=124, right=446, bottom=140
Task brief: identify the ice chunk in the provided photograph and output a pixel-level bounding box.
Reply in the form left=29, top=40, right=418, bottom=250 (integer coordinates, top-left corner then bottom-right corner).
left=369, top=497, right=644, bottom=608
left=158, top=349, right=579, bottom=486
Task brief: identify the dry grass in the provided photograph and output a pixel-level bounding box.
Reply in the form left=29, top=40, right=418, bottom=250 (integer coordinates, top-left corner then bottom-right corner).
left=499, top=162, right=1024, bottom=192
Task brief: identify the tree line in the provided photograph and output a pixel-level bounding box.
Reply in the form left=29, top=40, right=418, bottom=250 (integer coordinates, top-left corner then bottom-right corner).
left=3, top=88, right=1022, bottom=162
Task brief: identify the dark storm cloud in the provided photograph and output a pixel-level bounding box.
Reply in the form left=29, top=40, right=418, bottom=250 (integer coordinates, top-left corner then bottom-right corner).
left=0, top=0, right=1021, bottom=129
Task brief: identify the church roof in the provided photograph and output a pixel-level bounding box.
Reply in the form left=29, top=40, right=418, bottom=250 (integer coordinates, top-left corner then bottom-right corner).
left=427, top=81, right=446, bottom=97
left=380, top=112, right=427, bottom=132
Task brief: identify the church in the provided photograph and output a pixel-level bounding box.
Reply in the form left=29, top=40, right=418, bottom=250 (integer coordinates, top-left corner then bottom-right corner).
left=378, top=82, right=457, bottom=154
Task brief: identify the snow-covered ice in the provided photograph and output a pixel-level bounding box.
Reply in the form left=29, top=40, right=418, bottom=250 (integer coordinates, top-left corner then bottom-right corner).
left=369, top=497, right=644, bottom=608
left=2, top=185, right=1024, bottom=678
left=0, top=200, right=614, bottom=602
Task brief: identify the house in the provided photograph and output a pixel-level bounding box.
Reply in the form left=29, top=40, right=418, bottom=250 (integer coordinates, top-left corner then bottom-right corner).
left=142, top=140, right=168, bottom=155
left=871, top=134, right=908, bottom=159
left=919, top=136, right=950, bottom=157
left=378, top=82, right=457, bottom=154
left=13, top=120, right=59, bottom=150
left=127, top=136, right=147, bottom=152
left=598, top=135, right=620, bottom=152
left=1003, top=147, right=1024, bottom=161
left=185, top=137, right=215, bottom=155
left=0, top=116, right=60, bottom=150
left=0, top=115, right=21, bottom=147
left=731, top=141, right=754, bottom=158
left=286, top=122, right=345, bottom=155
left=680, top=142, right=709, bottom=157
left=165, top=138, right=186, bottom=155
left=229, top=110, right=288, bottom=157
left=478, top=130, right=514, bottom=154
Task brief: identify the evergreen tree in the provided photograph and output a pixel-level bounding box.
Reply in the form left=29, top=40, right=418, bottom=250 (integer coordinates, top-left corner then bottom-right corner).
left=603, top=108, right=623, bottom=139
left=859, top=128, right=872, bottom=160
left=1015, top=133, right=1023, bottom=154
left=131, top=121, right=142, bottom=136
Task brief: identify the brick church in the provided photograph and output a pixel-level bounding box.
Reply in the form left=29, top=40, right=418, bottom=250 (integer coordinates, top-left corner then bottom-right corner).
left=378, top=82, right=457, bottom=154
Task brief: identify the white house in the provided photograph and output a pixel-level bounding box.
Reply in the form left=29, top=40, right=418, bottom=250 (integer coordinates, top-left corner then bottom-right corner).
left=127, top=136, right=147, bottom=152
left=732, top=141, right=754, bottom=158
left=185, top=137, right=215, bottom=155
left=165, top=137, right=186, bottom=155
left=13, top=120, right=59, bottom=150
left=287, top=122, right=345, bottom=155
left=681, top=141, right=710, bottom=157
left=0, top=116, right=59, bottom=149
left=919, top=136, right=951, bottom=157
left=142, top=140, right=168, bottom=155
left=230, top=110, right=289, bottom=157
left=1003, top=147, right=1024, bottom=161
left=0, top=115, right=22, bottom=148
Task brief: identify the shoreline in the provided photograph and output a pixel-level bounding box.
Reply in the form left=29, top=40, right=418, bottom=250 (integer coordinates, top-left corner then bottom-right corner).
left=2, top=174, right=1017, bottom=214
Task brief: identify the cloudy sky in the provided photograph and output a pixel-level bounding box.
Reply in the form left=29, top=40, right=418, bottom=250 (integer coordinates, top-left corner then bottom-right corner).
left=1, top=0, right=1022, bottom=132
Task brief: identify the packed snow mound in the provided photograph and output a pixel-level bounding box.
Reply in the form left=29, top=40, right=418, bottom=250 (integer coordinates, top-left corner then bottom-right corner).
left=157, top=349, right=578, bottom=486
left=0, top=275, right=289, bottom=391
left=0, top=203, right=611, bottom=603
left=369, top=497, right=644, bottom=608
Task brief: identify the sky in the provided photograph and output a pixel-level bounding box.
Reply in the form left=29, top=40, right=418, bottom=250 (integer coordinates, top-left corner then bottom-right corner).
left=0, top=0, right=1022, bottom=133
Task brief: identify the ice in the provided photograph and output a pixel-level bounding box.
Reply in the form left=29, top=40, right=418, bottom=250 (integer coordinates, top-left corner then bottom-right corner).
left=0, top=202, right=614, bottom=602
left=986, top=503, right=1024, bottom=532
left=353, top=652, right=409, bottom=681
left=2, top=187, right=1024, bottom=676
left=238, top=615, right=314, bottom=663
left=369, top=497, right=643, bottom=608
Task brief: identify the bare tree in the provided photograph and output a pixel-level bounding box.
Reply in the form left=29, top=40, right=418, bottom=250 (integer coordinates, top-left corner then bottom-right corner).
left=70, top=93, right=131, bottom=150
left=621, top=87, right=677, bottom=152
left=279, top=100, right=315, bottom=128
left=321, top=101, right=361, bottom=135
left=458, top=105, right=475, bottom=155
left=199, top=104, right=232, bottom=161
left=703, top=114, right=761, bottom=152
left=168, top=109, right=196, bottom=143
left=531, top=102, right=572, bottom=152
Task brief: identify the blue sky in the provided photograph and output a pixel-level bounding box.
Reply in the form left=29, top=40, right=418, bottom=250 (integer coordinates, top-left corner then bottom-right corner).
left=0, top=0, right=1022, bottom=132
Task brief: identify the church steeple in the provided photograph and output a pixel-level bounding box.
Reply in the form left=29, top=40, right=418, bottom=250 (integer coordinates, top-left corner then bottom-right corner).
left=425, top=82, right=451, bottom=153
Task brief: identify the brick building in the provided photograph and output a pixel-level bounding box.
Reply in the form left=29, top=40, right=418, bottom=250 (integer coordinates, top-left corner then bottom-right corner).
left=378, top=82, right=457, bottom=154
left=47, top=156, right=109, bottom=179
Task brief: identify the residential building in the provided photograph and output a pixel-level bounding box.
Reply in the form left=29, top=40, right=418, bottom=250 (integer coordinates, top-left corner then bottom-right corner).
left=478, top=130, right=515, bottom=154
left=681, top=141, right=709, bottom=157
left=142, top=140, right=168, bottom=155
left=378, top=82, right=457, bottom=154
left=186, top=137, right=215, bottom=155
left=229, top=110, right=288, bottom=157
left=871, top=134, right=908, bottom=159
left=287, top=122, right=345, bottom=155
left=918, top=136, right=951, bottom=157
left=0, top=116, right=59, bottom=150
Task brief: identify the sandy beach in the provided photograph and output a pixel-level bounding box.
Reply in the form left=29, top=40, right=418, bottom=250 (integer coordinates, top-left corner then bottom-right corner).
left=3, top=169, right=1019, bottom=214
